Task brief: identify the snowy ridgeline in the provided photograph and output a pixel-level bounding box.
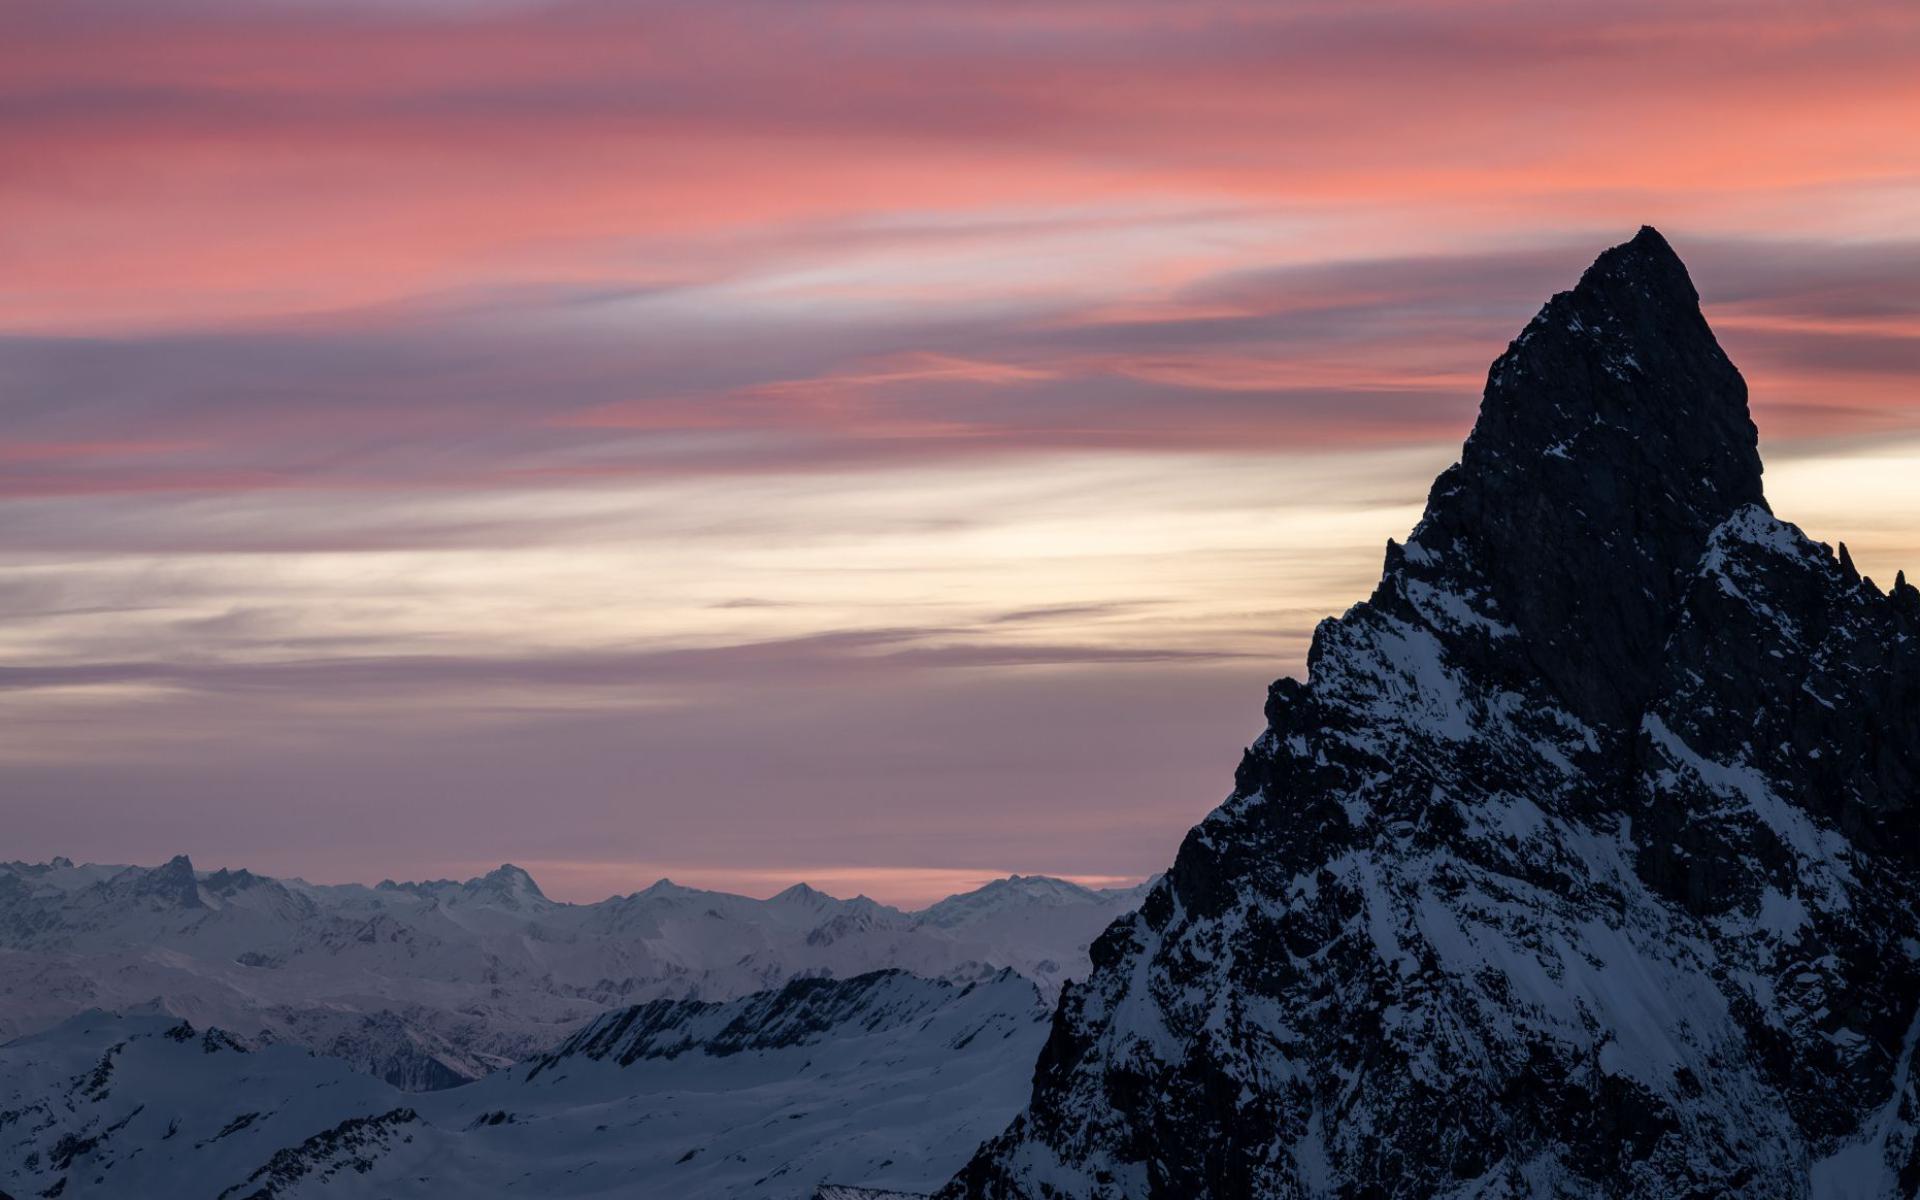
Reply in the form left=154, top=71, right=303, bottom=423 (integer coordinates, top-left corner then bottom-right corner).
left=0, top=857, right=1152, bottom=1089
left=0, top=970, right=1037, bottom=1200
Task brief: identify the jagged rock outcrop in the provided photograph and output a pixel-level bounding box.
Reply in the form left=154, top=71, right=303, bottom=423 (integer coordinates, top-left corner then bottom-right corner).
left=947, top=228, right=1920, bottom=1198
left=131, top=854, right=204, bottom=910
left=528, top=968, right=1036, bottom=1076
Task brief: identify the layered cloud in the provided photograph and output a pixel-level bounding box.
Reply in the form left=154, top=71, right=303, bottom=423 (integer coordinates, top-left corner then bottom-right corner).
left=2, top=0, right=1917, bottom=901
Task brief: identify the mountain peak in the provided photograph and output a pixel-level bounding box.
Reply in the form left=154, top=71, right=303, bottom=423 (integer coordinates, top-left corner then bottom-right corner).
left=770, top=882, right=834, bottom=907
left=1399, top=225, right=1765, bottom=728
left=951, top=231, right=1920, bottom=1200
left=1458, top=224, right=1760, bottom=499
left=128, top=854, right=203, bottom=909
left=470, top=863, right=548, bottom=904
left=1590, top=223, right=1690, bottom=291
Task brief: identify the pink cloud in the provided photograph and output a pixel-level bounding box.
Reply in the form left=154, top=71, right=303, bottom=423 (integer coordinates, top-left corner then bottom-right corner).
left=1, top=0, right=1916, bottom=331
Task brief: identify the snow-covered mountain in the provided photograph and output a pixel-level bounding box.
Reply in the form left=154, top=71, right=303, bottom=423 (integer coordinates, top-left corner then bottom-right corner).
left=947, top=229, right=1920, bottom=1197
left=0, top=969, right=1047, bottom=1199
left=0, top=856, right=1149, bottom=1089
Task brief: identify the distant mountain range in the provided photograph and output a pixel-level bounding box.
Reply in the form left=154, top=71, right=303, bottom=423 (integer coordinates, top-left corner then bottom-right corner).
left=0, top=855, right=1152, bottom=1089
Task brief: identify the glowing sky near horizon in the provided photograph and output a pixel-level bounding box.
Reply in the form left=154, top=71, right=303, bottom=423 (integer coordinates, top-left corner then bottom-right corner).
left=3, top=0, right=1918, bottom=906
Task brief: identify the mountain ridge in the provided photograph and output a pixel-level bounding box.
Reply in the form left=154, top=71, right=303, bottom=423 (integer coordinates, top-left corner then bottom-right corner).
left=7, top=853, right=1146, bottom=915
left=0, top=854, right=1157, bottom=1091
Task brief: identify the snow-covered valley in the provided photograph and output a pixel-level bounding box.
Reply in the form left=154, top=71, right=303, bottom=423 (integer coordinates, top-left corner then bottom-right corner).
left=0, top=970, right=1047, bottom=1199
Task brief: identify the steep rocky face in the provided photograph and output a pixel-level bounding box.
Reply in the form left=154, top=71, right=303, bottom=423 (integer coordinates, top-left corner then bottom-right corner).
left=1417, top=228, right=1766, bottom=731
left=527, top=969, right=1039, bottom=1075
left=948, top=229, right=1920, bottom=1198
left=130, top=853, right=205, bottom=910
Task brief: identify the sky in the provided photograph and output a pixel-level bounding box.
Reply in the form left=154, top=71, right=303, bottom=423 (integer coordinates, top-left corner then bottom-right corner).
left=3, top=0, right=1918, bottom=906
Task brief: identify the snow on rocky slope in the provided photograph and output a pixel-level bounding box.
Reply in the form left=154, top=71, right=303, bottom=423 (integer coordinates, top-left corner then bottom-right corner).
left=0, top=857, right=1146, bottom=1089
left=947, top=229, right=1920, bottom=1198
left=0, top=969, right=1046, bottom=1199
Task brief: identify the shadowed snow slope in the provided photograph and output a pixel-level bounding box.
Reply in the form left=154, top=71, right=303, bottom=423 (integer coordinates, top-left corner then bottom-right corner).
left=0, top=970, right=1047, bottom=1199
left=947, top=229, right=1920, bottom=1198
left=0, top=857, right=1148, bottom=1090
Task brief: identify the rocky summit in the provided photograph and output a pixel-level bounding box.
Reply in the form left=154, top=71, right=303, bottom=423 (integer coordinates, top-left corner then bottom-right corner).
left=947, top=228, right=1920, bottom=1198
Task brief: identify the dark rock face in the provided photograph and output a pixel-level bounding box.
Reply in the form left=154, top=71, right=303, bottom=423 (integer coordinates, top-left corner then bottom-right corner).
left=528, top=968, right=1039, bottom=1077
left=131, top=855, right=203, bottom=911
left=213, top=1108, right=420, bottom=1200
left=947, top=229, right=1920, bottom=1198
left=1416, top=227, right=1766, bottom=731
